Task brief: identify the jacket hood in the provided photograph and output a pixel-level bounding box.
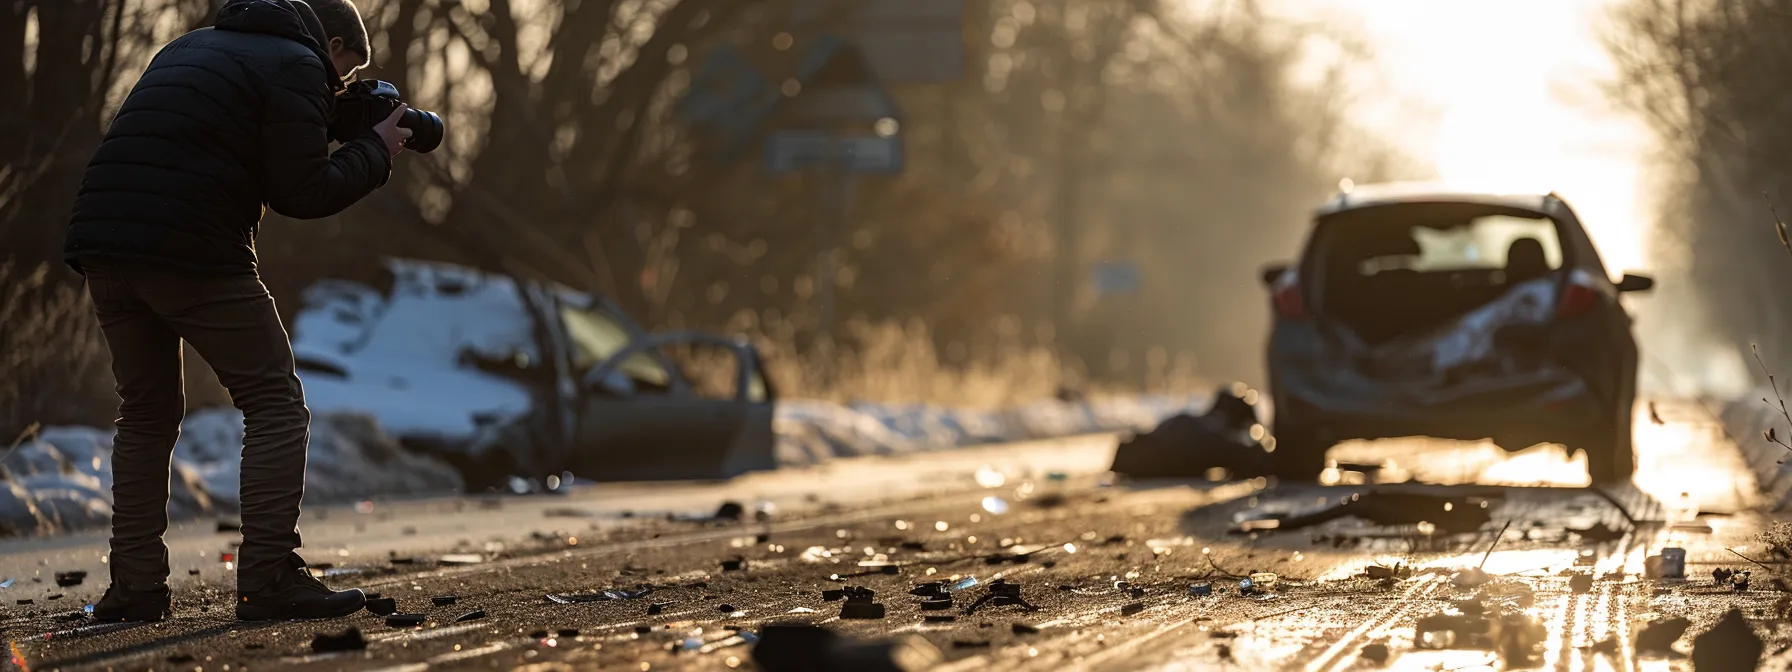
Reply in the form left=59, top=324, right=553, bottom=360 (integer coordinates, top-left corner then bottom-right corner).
left=214, top=0, right=345, bottom=90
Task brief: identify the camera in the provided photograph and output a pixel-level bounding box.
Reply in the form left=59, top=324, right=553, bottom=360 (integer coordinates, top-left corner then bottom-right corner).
left=328, top=80, right=444, bottom=154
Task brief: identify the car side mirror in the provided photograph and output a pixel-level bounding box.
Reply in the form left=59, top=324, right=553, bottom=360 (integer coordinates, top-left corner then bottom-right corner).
left=1616, top=273, right=1654, bottom=293
left=1260, top=263, right=1290, bottom=287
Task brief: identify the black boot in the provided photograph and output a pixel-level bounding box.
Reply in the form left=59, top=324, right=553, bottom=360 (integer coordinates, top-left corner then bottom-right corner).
left=235, top=555, right=366, bottom=621
left=91, top=584, right=172, bottom=622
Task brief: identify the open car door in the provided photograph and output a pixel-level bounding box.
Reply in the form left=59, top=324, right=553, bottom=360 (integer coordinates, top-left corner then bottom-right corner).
left=567, top=333, right=777, bottom=481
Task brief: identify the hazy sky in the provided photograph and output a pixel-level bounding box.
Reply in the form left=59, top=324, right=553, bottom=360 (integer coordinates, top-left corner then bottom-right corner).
left=1262, top=0, right=1658, bottom=274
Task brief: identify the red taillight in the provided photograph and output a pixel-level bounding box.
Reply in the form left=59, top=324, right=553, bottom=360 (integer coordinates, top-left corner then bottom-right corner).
left=1556, top=272, right=1603, bottom=319
left=1272, top=278, right=1306, bottom=319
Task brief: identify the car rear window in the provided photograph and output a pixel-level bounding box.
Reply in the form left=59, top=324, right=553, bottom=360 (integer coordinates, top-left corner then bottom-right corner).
left=1314, top=202, right=1565, bottom=277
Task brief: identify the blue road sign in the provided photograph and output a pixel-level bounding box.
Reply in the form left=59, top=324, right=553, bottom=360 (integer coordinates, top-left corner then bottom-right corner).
left=1092, top=261, right=1143, bottom=295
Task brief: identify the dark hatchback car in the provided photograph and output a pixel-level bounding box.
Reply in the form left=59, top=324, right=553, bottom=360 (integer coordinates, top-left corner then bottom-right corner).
left=1259, top=184, right=1654, bottom=484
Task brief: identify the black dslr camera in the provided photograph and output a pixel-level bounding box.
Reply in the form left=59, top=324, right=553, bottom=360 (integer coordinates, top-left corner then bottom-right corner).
left=328, top=80, right=444, bottom=153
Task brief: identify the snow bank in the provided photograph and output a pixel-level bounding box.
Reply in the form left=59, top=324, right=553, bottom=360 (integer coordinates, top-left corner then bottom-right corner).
left=2, top=410, right=462, bottom=537
left=3, top=395, right=1211, bottom=537
left=773, top=394, right=1209, bottom=466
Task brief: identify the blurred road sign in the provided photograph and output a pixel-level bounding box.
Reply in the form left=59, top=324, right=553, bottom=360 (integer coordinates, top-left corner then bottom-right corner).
left=1092, top=261, right=1143, bottom=295
left=791, top=0, right=964, bottom=83
left=764, top=131, right=904, bottom=174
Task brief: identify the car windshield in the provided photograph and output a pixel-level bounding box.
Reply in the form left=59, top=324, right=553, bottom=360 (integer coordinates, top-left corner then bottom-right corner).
left=560, top=304, right=670, bottom=388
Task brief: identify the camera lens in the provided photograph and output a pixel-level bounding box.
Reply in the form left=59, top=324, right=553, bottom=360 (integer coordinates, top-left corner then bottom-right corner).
left=398, top=108, right=444, bottom=154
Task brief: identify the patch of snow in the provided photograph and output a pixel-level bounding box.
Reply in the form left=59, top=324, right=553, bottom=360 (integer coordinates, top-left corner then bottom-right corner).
left=4, top=394, right=1211, bottom=537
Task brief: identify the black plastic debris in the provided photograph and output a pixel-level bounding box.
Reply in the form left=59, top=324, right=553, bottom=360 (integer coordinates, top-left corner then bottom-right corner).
left=310, top=627, right=367, bottom=652
left=365, top=597, right=398, bottom=616
left=1714, top=568, right=1735, bottom=585
left=1129, top=586, right=1147, bottom=599
left=924, top=615, right=956, bottom=623
left=1109, top=385, right=1270, bottom=479
left=718, top=603, right=738, bottom=613
left=963, top=579, right=1039, bottom=615
left=558, top=628, right=580, bottom=637
left=188, top=569, right=200, bottom=576
left=530, top=629, right=550, bottom=639
left=952, top=639, right=991, bottom=648
left=822, top=589, right=847, bottom=602
left=635, top=625, right=653, bottom=635
left=1569, top=574, right=1594, bottom=594
left=1189, top=583, right=1214, bottom=597
left=431, top=595, right=458, bottom=606
left=648, top=602, right=671, bottom=615
left=16, top=599, right=32, bottom=605
left=920, top=597, right=953, bottom=611
left=1234, top=489, right=1494, bottom=535
left=1121, top=602, right=1145, bottom=617
left=385, top=614, right=426, bottom=628
left=753, top=623, right=943, bottom=672
left=1691, top=608, right=1762, bottom=671
left=1012, top=622, right=1041, bottom=635
left=46, top=594, right=63, bottom=600
left=389, top=556, right=416, bottom=565
left=715, top=501, right=746, bottom=521
left=840, top=586, right=886, bottom=620
left=722, top=557, right=747, bottom=572
left=899, top=541, right=926, bottom=551
left=1568, top=522, right=1626, bottom=543
left=54, top=571, right=86, bottom=587
left=909, top=582, right=947, bottom=599
left=1360, top=643, right=1390, bottom=664
left=454, top=609, right=487, bottom=622
left=1635, top=617, right=1692, bottom=654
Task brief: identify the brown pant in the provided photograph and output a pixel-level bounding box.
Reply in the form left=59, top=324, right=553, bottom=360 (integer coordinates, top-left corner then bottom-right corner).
left=82, top=258, right=309, bottom=593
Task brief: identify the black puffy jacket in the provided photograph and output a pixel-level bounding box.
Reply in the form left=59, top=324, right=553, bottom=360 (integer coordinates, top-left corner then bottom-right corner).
left=64, top=0, right=391, bottom=275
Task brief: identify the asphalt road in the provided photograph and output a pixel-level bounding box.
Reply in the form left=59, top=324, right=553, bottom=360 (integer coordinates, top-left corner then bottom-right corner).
left=4, top=400, right=1787, bottom=672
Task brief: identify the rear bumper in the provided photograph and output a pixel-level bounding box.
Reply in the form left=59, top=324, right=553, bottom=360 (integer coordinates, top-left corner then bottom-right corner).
left=1272, top=371, right=1604, bottom=447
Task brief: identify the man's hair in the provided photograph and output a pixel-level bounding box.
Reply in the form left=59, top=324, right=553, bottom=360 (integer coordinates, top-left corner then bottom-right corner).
left=307, top=0, right=370, bottom=70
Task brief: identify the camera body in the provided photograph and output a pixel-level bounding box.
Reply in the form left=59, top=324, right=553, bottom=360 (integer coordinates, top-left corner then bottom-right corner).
left=328, top=80, right=444, bottom=153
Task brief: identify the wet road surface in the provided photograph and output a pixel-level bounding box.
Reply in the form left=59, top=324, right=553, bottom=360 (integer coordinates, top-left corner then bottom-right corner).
left=4, top=399, right=1787, bottom=671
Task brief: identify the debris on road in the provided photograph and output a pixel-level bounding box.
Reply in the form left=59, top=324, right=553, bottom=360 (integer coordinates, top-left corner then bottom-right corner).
left=1189, top=582, right=1214, bottom=597
left=715, top=501, right=746, bottom=521
left=1635, top=617, right=1691, bottom=654
left=1235, top=489, right=1494, bottom=535
left=53, top=571, right=86, bottom=587
left=1691, top=608, right=1762, bottom=671
left=722, top=557, right=747, bottom=572
left=545, top=585, right=654, bottom=604
left=365, top=597, right=398, bottom=615
left=454, top=609, right=487, bottom=622
left=1012, top=622, right=1041, bottom=635
left=1360, top=642, right=1390, bottom=664
left=839, top=586, right=886, bottom=619
left=962, top=578, right=1039, bottom=614
left=648, top=601, right=671, bottom=615
left=752, top=623, right=942, bottom=672
left=431, top=595, right=457, bottom=606
left=1110, top=386, right=1269, bottom=480
left=309, top=627, right=367, bottom=653
left=1120, top=602, right=1145, bottom=616
left=385, top=614, right=427, bottom=627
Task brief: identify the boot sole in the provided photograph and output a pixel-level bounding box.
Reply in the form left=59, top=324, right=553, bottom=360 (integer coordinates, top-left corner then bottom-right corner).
left=235, top=592, right=368, bottom=621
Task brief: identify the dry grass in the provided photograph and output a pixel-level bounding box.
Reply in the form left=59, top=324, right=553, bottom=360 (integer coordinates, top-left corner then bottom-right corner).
left=0, top=261, right=114, bottom=437
left=707, top=317, right=1208, bottom=408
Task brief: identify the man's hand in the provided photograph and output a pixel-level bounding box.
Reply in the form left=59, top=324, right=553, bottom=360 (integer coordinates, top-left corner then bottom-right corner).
left=374, top=105, right=414, bottom=157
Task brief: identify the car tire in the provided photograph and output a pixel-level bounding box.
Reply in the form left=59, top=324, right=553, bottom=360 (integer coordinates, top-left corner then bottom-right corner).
left=1583, top=404, right=1636, bottom=485
left=1269, top=423, right=1327, bottom=482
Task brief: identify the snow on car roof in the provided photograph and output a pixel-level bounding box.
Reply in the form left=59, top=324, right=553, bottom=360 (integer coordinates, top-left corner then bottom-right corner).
left=1316, top=181, right=1562, bottom=217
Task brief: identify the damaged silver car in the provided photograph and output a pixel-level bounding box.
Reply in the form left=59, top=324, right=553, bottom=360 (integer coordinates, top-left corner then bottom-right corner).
left=288, top=258, right=776, bottom=491
left=1260, top=184, right=1653, bottom=484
